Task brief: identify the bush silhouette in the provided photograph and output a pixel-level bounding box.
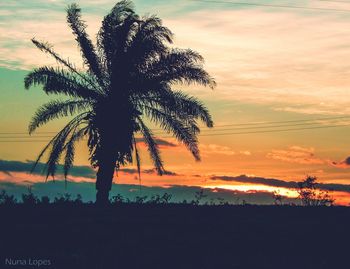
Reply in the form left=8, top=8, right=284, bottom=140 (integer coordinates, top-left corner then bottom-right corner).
left=21, top=187, right=39, bottom=205
left=297, top=176, right=334, bottom=206
left=0, top=190, right=17, bottom=205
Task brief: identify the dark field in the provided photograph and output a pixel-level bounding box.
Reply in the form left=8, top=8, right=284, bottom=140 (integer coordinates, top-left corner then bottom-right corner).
left=0, top=205, right=349, bottom=269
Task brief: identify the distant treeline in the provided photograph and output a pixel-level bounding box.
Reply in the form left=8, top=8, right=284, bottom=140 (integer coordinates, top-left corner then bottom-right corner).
left=0, top=176, right=336, bottom=207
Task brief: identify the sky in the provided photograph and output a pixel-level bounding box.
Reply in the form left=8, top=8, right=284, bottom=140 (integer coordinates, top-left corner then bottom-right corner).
left=1, top=0, right=350, bottom=205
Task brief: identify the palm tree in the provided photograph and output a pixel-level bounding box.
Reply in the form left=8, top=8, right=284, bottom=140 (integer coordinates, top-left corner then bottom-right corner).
left=25, top=1, right=215, bottom=204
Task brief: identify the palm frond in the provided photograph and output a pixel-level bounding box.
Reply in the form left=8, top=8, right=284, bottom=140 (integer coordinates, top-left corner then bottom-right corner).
left=171, top=91, right=213, bottom=127
left=25, top=66, right=102, bottom=99
left=31, top=38, right=100, bottom=89
left=133, top=136, right=141, bottom=180
left=29, top=99, right=91, bottom=134
left=66, top=4, right=105, bottom=86
left=30, top=112, right=89, bottom=178
left=97, top=1, right=136, bottom=61
left=143, top=106, right=201, bottom=161
left=141, top=90, right=213, bottom=128
left=30, top=133, right=60, bottom=174
left=147, top=49, right=216, bottom=89
left=126, top=15, right=173, bottom=68
left=63, top=126, right=88, bottom=178
left=136, top=117, right=164, bottom=175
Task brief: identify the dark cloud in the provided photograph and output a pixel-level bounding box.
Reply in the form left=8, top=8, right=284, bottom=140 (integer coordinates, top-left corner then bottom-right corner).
left=345, top=157, right=350, bottom=165
left=135, top=138, right=177, bottom=147
left=120, top=168, right=178, bottom=176
left=0, top=160, right=179, bottom=180
left=211, top=175, right=298, bottom=188
left=331, top=156, right=350, bottom=168
left=119, top=168, right=139, bottom=174
left=210, top=174, right=350, bottom=193
left=143, top=168, right=178, bottom=176
left=0, top=159, right=95, bottom=178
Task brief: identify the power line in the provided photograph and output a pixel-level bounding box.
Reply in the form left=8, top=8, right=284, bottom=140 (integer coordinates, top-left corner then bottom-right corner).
left=168, top=123, right=350, bottom=137
left=1, top=116, right=349, bottom=135
left=0, top=132, right=57, bottom=135
left=318, top=0, right=350, bottom=3
left=0, top=120, right=348, bottom=138
left=207, top=116, right=350, bottom=127
left=0, top=141, right=50, bottom=143
left=0, top=123, right=348, bottom=142
left=153, top=118, right=350, bottom=134
left=0, top=136, right=54, bottom=139
left=190, top=0, right=350, bottom=12
left=151, top=121, right=348, bottom=135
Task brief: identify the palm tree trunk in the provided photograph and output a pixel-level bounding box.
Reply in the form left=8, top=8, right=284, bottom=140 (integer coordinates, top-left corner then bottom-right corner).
left=95, top=154, right=116, bottom=205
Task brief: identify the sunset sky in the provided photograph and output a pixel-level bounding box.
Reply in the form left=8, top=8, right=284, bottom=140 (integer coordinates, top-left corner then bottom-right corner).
left=1, top=0, right=350, bottom=204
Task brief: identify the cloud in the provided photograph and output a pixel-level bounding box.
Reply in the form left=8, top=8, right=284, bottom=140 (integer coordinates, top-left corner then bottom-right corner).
left=267, top=146, right=350, bottom=171
left=211, top=174, right=298, bottom=188
left=199, top=144, right=250, bottom=157
left=135, top=138, right=177, bottom=148
left=266, top=146, right=329, bottom=165
left=210, top=174, right=350, bottom=193
left=200, top=144, right=236, bottom=156
left=239, top=151, right=251, bottom=156
left=119, top=167, right=179, bottom=176
left=119, top=168, right=139, bottom=175
left=332, top=156, right=350, bottom=169
left=164, top=8, right=350, bottom=115
left=0, top=159, right=95, bottom=178
left=2, top=2, right=350, bottom=115
left=143, top=168, right=179, bottom=176
left=0, top=159, right=180, bottom=180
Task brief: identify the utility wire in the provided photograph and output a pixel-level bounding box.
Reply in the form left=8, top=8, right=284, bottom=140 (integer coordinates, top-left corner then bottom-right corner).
left=151, top=122, right=345, bottom=135
left=190, top=0, right=350, bottom=12
left=0, top=136, right=54, bottom=139
left=0, top=123, right=348, bottom=142
left=162, top=123, right=350, bottom=137
left=318, top=0, right=350, bottom=3
left=0, top=132, right=57, bottom=135
left=0, top=120, right=348, bottom=138
left=205, top=116, right=350, bottom=127
left=1, top=116, right=349, bottom=135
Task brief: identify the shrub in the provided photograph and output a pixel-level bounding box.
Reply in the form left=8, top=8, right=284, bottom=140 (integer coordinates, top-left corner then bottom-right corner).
left=21, top=188, right=39, bottom=205
left=297, top=176, right=334, bottom=206
left=192, top=189, right=207, bottom=205
left=40, top=196, right=50, bottom=205
left=110, top=194, right=125, bottom=204
left=53, top=193, right=84, bottom=205
left=0, top=190, right=17, bottom=205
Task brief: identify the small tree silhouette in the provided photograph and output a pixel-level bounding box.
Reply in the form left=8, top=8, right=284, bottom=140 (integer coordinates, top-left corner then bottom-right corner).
left=192, top=189, right=207, bottom=205
left=297, top=176, right=334, bottom=206
left=272, top=191, right=283, bottom=205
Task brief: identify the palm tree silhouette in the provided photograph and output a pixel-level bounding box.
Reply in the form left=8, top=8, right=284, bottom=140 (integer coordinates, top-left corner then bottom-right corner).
left=25, top=1, right=215, bottom=204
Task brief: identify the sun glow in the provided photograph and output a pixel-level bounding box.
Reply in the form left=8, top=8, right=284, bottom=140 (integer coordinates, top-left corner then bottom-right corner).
left=205, top=184, right=299, bottom=198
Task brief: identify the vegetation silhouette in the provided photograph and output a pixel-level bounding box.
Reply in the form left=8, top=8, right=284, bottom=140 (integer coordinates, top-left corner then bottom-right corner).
left=297, top=175, right=334, bottom=206
left=24, top=1, right=215, bottom=204
left=0, top=190, right=17, bottom=205
left=0, top=188, right=348, bottom=268
left=272, top=190, right=283, bottom=205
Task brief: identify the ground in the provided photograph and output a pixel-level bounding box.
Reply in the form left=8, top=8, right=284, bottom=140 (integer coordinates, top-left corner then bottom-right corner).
left=0, top=205, right=349, bottom=269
